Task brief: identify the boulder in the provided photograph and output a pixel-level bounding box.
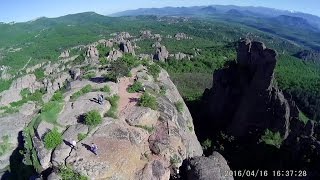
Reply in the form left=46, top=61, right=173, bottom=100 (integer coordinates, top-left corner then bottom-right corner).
left=153, top=46, right=169, bottom=62
left=174, top=33, right=192, bottom=40
left=120, top=40, right=135, bottom=55
left=32, top=136, right=51, bottom=169
left=107, top=49, right=123, bottom=61
left=174, top=52, right=188, bottom=60
left=86, top=45, right=99, bottom=61
left=125, top=106, right=160, bottom=127
left=59, top=50, right=70, bottom=58
left=141, top=30, right=153, bottom=38
left=152, top=42, right=161, bottom=48
left=70, top=68, right=81, bottom=80
left=181, top=151, right=234, bottom=180
left=137, top=159, right=170, bottom=180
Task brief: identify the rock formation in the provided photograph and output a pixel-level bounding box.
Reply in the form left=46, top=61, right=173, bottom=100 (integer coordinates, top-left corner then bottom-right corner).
left=59, top=50, right=70, bottom=58
left=181, top=151, right=233, bottom=180
left=174, top=33, right=192, bottom=40
left=107, top=48, right=123, bottom=61
left=86, top=45, right=99, bottom=60
left=199, top=39, right=320, bottom=178
left=119, top=40, right=135, bottom=55
left=153, top=46, right=169, bottom=62
left=202, top=39, right=295, bottom=139
left=0, top=74, right=41, bottom=106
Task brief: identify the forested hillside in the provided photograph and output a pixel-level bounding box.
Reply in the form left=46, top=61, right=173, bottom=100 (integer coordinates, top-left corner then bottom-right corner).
left=0, top=12, right=319, bottom=121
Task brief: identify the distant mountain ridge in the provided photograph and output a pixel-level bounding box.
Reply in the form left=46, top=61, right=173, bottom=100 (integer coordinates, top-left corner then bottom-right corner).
left=110, top=5, right=320, bottom=30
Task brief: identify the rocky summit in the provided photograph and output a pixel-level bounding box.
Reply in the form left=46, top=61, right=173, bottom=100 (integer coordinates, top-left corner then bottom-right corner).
left=0, top=32, right=214, bottom=180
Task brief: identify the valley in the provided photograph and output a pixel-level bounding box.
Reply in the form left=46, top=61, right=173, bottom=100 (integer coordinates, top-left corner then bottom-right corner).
left=0, top=4, right=320, bottom=180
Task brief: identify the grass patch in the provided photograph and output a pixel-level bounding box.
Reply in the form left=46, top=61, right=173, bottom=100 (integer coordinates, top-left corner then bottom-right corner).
left=83, top=72, right=96, bottom=79
left=105, top=95, right=120, bottom=119
left=159, top=85, right=167, bottom=96
left=34, top=68, right=45, bottom=80
left=77, top=133, right=87, bottom=141
left=84, top=110, right=102, bottom=126
left=147, top=64, right=161, bottom=79
left=101, top=85, right=111, bottom=93
left=127, top=81, right=143, bottom=93
left=299, top=110, right=309, bottom=125
left=139, top=92, right=158, bottom=110
left=175, top=101, right=184, bottom=113
left=201, top=138, right=212, bottom=151
left=0, top=80, right=12, bottom=93
left=51, top=91, right=64, bottom=102
left=70, top=85, right=92, bottom=101
left=10, top=89, right=44, bottom=108
left=170, top=154, right=181, bottom=165
left=21, top=116, right=42, bottom=172
left=59, top=165, right=88, bottom=180
left=40, top=101, right=63, bottom=125
left=0, top=135, right=12, bottom=156
left=135, top=125, right=154, bottom=133
left=43, top=128, right=63, bottom=150
left=260, top=129, right=283, bottom=149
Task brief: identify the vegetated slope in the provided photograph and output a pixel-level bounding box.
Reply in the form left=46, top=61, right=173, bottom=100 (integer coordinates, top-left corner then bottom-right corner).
left=112, top=5, right=320, bottom=51
left=0, top=12, right=319, bottom=121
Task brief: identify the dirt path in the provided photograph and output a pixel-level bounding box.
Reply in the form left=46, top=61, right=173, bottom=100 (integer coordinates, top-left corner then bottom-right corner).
left=118, top=76, right=141, bottom=119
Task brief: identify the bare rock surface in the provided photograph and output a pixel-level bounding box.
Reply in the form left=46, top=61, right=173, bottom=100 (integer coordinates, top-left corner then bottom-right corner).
left=0, top=74, right=40, bottom=106
left=120, top=40, right=135, bottom=55
left=107, top=48, right=123, bottom=61
left=181, top=151, right=234, bottom=180
left=202, top=39, right=294, bottom=139
left=59, top=50, right=70, bottom=58
left=33, top=136, right=51, bottom=169
left=154, top=46, right=169, bottom=62
left=58, top=92, right=111, bottom=126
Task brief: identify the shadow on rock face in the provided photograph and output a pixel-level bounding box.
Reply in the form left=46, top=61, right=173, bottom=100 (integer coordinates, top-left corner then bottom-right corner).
left=3, top=131, right=38, bottom=180
left=89, top=77, right=107, bottom=84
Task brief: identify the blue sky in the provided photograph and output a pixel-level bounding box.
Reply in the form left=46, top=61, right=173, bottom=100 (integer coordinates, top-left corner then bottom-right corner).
left=0, top=0, right=320, bottom=22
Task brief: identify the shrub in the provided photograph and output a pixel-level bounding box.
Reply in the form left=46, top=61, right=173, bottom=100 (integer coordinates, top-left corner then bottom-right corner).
left=170, top=154, right=181, bottom=165
left=260, top=129, right=283, bottom=148
left=105, top=73, right=117, bottom=82
left=81, top=85, right=92, bottom=93
left=70, top=85, right=92, bottom=101
left=0, top=80, right=12, bottom=93
left=105, top=95, right=120, bottom=119
left=147, top=64, right=161, bottom=79
left=139, top=93, right=158, bottom=110
left=51, top=91, right=64, bottom=102
left=34, top=69, right=45, bottom=80
left=44, top=128, right=63, bottom=150
left=83, top=72, right=96, bottom=79
left=201, top=138, right=212, bottom=151
left=299, top=111, right=309, bottom=125
left=127, top=81, right=143, bottom=93
left=101, top=85, right=111, bottom=93
left=77, top=133, right=87, bottom=141
left=175, top=101, right=184, bottom=113
left=40, top=101, right=63, bottom=124
left=59, top=165, right=88, bottom=180
left=159, top=85, right=167, bottom=96
left=84, top=110, right=102, bottom=126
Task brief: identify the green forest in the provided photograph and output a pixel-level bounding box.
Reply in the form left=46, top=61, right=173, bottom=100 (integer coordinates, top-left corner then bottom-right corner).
left=0, top=12, right=319, bottom=121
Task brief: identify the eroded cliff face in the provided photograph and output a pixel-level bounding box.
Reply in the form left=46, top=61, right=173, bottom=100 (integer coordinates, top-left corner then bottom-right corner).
left=202, top=39, right=297, bottom=140
left=198, top=39, right=320, bottom=178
